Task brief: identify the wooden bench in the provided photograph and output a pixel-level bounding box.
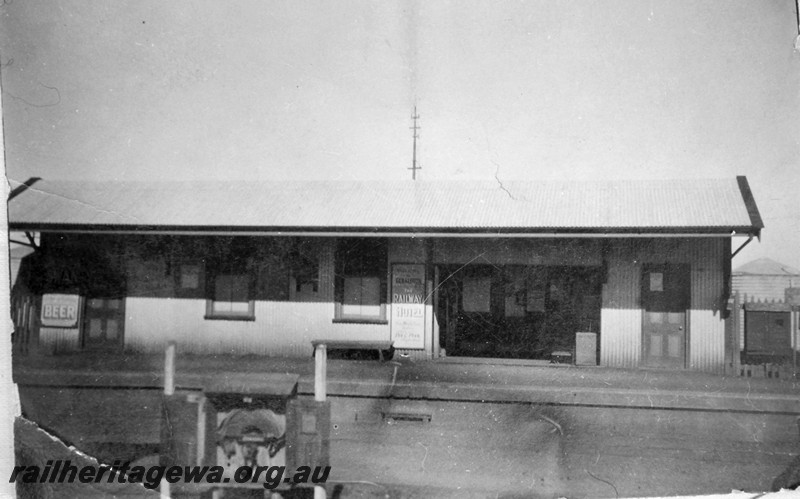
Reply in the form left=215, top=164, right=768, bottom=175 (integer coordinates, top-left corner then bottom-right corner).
left=311, top=340, right=395, bottom=361
left=551, top=350, right=573, bottom=364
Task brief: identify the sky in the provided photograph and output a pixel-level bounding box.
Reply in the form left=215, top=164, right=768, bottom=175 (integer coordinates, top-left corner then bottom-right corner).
left=1, top=1, right=798, bottom=269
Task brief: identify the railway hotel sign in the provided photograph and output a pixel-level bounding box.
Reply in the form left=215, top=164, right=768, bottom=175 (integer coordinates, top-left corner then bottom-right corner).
left=391, top=264, right=426, bottom=350
left=40, top=294, right=80, bottom=328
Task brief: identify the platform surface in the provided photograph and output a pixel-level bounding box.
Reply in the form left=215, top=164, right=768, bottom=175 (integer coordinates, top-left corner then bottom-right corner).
left=13, top=351, right=800, bottom=413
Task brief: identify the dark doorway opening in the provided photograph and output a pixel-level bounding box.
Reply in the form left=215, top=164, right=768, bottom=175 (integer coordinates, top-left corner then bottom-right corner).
left=437, top=264, right=602, bottom=360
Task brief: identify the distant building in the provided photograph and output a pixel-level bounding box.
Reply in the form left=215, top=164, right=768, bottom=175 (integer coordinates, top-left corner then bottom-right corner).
left=732, top=258, right=800, bottom=363
left=9, top=177, right=765, bottom=374
left=732, top=258, right=800, bottom=301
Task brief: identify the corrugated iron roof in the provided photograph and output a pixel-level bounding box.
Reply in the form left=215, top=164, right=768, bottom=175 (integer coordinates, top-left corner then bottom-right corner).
left=733, top=258, right=800, bottom=276
left=7, top=177, right=762, bottom=234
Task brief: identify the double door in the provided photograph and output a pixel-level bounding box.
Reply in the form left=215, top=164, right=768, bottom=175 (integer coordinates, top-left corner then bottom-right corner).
left=82, top=297, right=125, bottom=350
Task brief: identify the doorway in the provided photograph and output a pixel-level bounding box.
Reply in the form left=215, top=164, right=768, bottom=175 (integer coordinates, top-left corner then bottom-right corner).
left=437, top=264, right=602, bottom=360
left=82, top=297, right=125, bottom=350
left=641, top=264, right=689, bottom=368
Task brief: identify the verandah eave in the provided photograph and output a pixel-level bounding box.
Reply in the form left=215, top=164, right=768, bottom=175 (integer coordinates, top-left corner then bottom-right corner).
left=8, top=227, right=750, bottom=239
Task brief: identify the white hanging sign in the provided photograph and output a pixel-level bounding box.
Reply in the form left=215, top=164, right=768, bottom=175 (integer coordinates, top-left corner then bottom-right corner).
left=390, top=264, right=426, bottom=350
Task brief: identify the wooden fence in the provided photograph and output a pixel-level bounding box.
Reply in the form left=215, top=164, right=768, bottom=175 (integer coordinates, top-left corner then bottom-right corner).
left=728, top=292, right=799, bottom=379
left=739, top=362, right=796, bottom=379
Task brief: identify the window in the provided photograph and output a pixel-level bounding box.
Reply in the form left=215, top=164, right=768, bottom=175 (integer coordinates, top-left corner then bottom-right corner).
left=174, top=261, right=206, bottom=299
left=205, top=238, right=255, bottom=321
left=334, top=238, right=387, bottom=323
left=180, top=264, right=202, bottom=290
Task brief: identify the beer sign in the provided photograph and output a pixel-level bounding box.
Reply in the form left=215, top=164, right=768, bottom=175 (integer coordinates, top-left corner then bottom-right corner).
left=391, top=264, right=425, bottom=350
left=41, top=294, right=80, bottom=328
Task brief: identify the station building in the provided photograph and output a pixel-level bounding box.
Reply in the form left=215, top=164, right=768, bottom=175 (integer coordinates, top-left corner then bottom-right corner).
left=8, top=177, right=765, bottom=373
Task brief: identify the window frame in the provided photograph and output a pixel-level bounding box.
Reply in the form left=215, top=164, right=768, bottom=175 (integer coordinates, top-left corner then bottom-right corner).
left=204, top=240, right=256, bottom=321
left=333, top=238, right=388, bottom=324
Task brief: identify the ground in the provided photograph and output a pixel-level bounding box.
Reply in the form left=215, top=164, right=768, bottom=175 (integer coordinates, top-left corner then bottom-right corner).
left=12, top=353, right=800, bottom=497
left=326, top=397, right=797, bottom=497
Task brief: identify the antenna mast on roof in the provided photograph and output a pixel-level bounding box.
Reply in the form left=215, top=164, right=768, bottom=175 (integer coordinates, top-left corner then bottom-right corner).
left=409, top=106, right=421, bottom=180
left=795, top=0, right=800, bottom=51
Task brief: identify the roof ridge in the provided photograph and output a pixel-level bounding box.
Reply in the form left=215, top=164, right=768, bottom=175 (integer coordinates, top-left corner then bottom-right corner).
left=733, top=257, right=800, bottom=275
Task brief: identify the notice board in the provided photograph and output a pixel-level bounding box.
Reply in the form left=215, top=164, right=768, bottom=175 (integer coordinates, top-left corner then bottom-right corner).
left=391, top=264, right=426, bottom=350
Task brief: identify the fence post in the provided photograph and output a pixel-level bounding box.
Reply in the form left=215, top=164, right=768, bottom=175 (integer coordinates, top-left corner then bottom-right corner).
left=733, top=292, right=741, bottom=376
left=793, top=307, right=798, bottom=378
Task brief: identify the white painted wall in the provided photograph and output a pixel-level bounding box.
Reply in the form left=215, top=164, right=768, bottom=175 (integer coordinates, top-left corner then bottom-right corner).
left=124, top=298, right=388, bottom=356
left=124, top=239, right=390, bottom=356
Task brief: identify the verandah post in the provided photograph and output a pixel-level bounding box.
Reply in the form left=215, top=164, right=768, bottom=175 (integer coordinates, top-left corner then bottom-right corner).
left=164, top=341, right=176, bottom=396
left=162, top=341, right=176, bottom=498
left=313, top=343, right=327, bottom=498
left=314, top=343, right=327, bottom=402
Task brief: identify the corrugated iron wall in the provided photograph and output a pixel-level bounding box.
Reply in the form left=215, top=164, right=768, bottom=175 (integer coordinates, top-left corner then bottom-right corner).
left=39, top=327, right=80, bottom=353
left=600, top=238, right=728, bottom=373
left=600, top=243, right=641, bottom=368
left=686, top=239, right=726, bottom=373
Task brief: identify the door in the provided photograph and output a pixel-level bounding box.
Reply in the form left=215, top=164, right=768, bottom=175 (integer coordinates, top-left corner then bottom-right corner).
left=82, top=297, right=125, bottom=350
left=641, top=264, right=689, bottom=368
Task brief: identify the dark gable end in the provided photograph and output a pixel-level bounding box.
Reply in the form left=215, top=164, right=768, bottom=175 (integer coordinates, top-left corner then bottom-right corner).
left=736, top=176, right=764, bottom=238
